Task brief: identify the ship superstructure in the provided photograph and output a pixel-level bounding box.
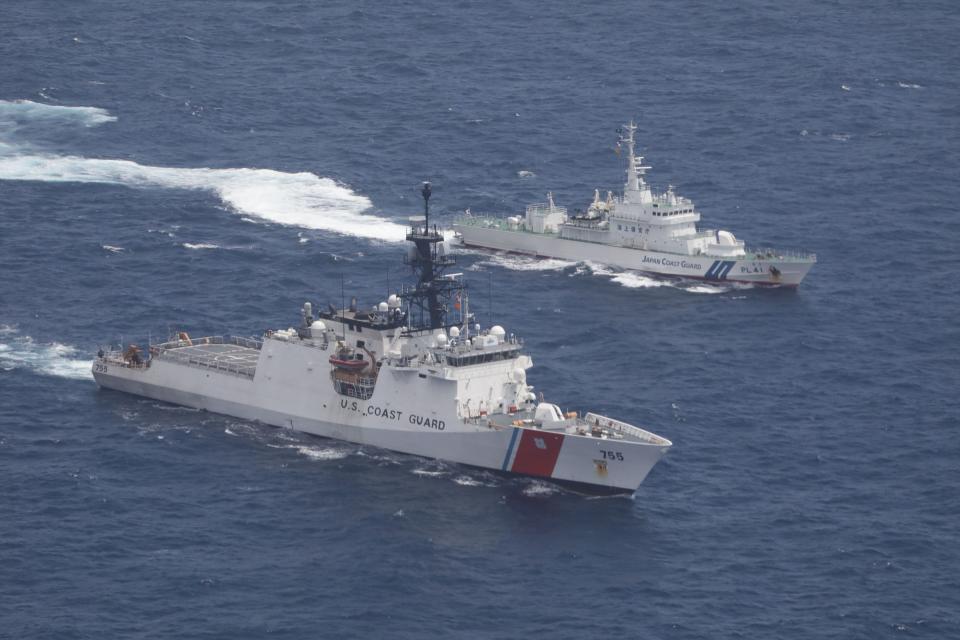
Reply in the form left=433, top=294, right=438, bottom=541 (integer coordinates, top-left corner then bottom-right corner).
left=93, top=183, right=670, bottom=494
left=453, top=122, right=816, bottom=286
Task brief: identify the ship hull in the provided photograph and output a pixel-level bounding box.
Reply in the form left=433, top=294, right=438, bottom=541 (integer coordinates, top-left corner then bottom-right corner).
left=93, top=354, right=667, bottom=494
left=454, top=224, right=813, bottom=286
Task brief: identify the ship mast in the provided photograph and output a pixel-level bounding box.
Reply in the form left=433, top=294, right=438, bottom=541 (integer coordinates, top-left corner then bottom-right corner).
left=404, top=182, right=464, bottom=331
left=621, top=120, right=651, bottom=203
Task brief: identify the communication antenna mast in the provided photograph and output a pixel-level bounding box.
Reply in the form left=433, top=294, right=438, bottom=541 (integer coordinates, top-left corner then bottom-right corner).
left=403, top=182, right=464, bottom=331
left=340, top=272, right=345, bottom=340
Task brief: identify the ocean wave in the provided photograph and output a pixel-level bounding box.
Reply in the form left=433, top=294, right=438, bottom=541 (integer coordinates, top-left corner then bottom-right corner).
left=452, top=474, right=498, bottom=487
left=472, top=253, right=577, bottom=272
left=520, top=480, right=561, bottom=497
left=411, top=468, right=448, bottom=477
left=292, top=445, right=351, bottom=461
left=0, top=153, right=406, bottom=241
left=0, top=100, right=407, bottom=242
left=682, top=284, right=726, bottom=294
left=0, top=99, right=116, bottom=127
left=583, top=262, right=743, bottom=294
left=182, top=242, right=219, bottom=250
left=470, top=252, right=738, bottom=294
left=584, top=262, right=672, bottom=289
left=0, top=327, right=93, bottom=380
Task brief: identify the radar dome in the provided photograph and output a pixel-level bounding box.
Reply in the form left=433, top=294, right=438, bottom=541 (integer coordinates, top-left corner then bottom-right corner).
left=449, top=326, right=460, bottom=338
left=435, top=333, right=448, bottom=347
left=378, top=301, right=388, bottom=312
left=387, top=294, right=400, bottom=309
left=310, top=321, right=326, bottom=331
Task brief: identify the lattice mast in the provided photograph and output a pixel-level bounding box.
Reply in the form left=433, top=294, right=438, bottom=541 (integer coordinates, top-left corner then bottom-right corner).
left=404, top=182, right=465, bottom=330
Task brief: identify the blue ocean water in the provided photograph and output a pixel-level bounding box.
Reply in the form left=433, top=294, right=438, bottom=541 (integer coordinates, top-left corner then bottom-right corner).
left=1, top=0, right=958, bottom=637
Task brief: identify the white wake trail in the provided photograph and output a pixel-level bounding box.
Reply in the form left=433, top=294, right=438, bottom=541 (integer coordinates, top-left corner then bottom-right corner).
left=0, top=100, right=407, bottom=242
left=0, top=326, right=93, bottom=380
left=0, top=99, right=116, bottom=127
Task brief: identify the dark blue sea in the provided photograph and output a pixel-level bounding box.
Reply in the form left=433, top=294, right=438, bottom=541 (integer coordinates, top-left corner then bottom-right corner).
left=2, top=1, right=958, bottom=637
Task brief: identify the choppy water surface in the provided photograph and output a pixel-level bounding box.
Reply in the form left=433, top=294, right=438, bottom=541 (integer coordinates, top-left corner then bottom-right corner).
left=1, top=1, right=958, bottom=637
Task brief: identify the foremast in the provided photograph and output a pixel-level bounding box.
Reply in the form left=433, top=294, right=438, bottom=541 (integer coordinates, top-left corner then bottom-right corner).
left=621, top=120, right=652, bottom=205
left=404, top=182, right=466, bottom=331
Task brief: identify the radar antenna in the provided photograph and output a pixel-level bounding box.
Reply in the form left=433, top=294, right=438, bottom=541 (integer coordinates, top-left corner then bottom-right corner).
left=621, top=120, right=650, bottom=193
left=403, top=182, right=466, bottom=330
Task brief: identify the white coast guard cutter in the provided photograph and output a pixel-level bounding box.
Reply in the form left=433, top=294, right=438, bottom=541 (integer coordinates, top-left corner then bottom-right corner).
left=453, top=122, right=816, bottom=286
left=93, top=183, right=670, bottom=494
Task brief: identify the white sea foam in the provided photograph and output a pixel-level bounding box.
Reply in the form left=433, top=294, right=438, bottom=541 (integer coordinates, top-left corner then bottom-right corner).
left=475, top=253, right=576, bottom=272
left=521, top=480, right=561, bottom=497
left=0, top=328, right=93, bottom=380
left=452, top=475, right=497, bottom=487
left=412, top=468, right=447, bottom=477
left=293, top=445, right=350, bottom=461
left=585, top=262, right=746, bottom=294
left=897, top=82, right=922, bottom=89
left=101, top=244, right=125, bottom=253
left=182, top=242, right=219, bottom=250
left=517, top=170, right=536, bottom=178
left=683, top=284, right=725, bottom=294
left=0, top=100, right=407, bottom=242
left=0, top=153, right=405, bottom=241
left=608, top=271, right=671, bottom=289
left=473, top=253, right=734, bottom=294
left=0, top=99, right=116, bottom=127
left=584, top=262, right=669, bottom=289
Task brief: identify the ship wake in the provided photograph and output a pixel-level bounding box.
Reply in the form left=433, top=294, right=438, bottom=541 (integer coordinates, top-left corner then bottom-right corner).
left=465, top=251, right=748, bottom=294
left=0, top=325, right=93, bottom=380
left=0, top=99, right=407, bottom=242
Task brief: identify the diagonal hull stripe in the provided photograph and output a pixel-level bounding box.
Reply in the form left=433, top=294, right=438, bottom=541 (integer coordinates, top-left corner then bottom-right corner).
left=501, top=427, right=521, bottom=471
left=705, top=260, right=721, bottom=279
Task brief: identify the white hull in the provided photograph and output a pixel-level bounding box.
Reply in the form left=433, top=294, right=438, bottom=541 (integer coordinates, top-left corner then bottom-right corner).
left=94, top=338, right=668, bottom=493
left=454, top=225, right=813, bottom=287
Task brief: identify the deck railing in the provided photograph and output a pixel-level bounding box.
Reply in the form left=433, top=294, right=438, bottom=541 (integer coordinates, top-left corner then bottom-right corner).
left=154, top=335, right=263, bottom=351
left=745, top=247, right=817, bottom=262
left=148, top=335, right=262, bottom=379
left=583, top=412, right=670, bottom=446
